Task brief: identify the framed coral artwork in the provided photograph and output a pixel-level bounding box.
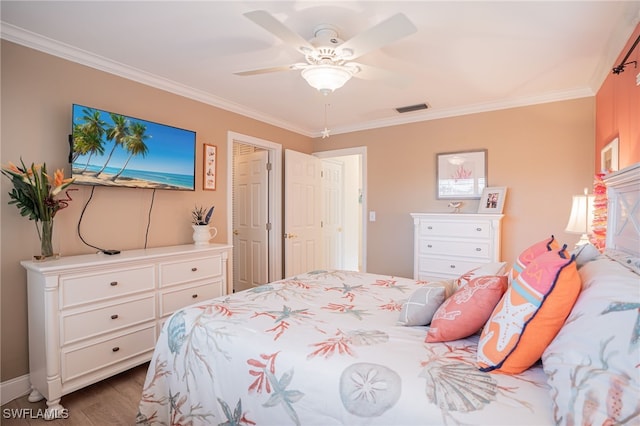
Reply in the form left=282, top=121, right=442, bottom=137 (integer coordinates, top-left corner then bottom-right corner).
left=203, top=144, right=217, bottom=190
left=436, top=149, right=487, bottom=199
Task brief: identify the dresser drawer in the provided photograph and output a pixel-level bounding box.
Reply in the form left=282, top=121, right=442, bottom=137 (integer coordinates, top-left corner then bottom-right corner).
left=61, top=325, right=155, bottom=381
left=418, top=239, right=491, bottom=259
left=159, top=280, right=223, bottom=317
left=61, top=296, right=155, bottom=345
left=418, top=256, right=488, bottom=277
left=60, top=266, right=155, bottom=308
left=159, top=255, right=222, bottom=288
left=418, top=220, right=490, bottom=238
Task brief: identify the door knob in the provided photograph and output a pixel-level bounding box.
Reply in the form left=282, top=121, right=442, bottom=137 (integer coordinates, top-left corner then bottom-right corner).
left=233, top=230, right=239, bottom=236
left=284, top=233, right=298, bottom=239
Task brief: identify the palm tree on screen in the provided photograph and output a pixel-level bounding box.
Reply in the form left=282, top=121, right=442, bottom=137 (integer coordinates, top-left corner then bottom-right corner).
left=111, top=121, right=150, bottom=181
left=72, top=109, right=107, bottom=172
left=95, top=113, right=130, bottom=177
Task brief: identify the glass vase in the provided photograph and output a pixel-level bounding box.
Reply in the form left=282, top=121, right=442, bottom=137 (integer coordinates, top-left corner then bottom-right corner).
left=37, top=220, right=55, bottom=259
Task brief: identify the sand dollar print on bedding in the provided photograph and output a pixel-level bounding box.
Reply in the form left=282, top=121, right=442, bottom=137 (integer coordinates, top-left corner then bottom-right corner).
left=339, top=363, right=401, bottom=417
left=477, top=246, right=581, bottom=374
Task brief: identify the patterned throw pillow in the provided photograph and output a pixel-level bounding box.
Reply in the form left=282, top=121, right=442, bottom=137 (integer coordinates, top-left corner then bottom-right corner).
left=510, top=235, right=559, bottom=280
left=398, top=280, right=457, bottom=326
left=425, top=275, right=508, bottom=343
left=477, top=246, right=581, bottom=374
left=453, top=262, right=507, bottom=288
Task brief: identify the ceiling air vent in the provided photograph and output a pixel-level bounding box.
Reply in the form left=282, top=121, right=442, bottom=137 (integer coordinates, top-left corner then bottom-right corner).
left=395, top=103, right=429, bottom=113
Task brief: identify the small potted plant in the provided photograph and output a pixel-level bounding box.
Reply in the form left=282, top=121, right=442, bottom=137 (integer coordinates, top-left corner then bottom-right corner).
left=192, top=205, right=214, bottom=226
left=191, top=205, right=216, bottom=245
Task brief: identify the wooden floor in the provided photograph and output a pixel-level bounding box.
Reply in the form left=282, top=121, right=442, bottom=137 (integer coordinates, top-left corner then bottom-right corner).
left=1, top=363, right=148, bottom=425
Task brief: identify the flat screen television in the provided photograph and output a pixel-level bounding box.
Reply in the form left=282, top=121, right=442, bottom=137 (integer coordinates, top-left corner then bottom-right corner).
left=71, top=104, right=196, bottom=190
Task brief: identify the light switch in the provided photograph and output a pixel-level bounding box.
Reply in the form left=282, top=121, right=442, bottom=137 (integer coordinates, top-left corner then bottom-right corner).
left=369, top=211, right=376, bottom=222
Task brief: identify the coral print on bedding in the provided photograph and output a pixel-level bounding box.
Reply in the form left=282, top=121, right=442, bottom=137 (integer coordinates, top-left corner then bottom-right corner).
left=138, top=270, right=554, bottom=425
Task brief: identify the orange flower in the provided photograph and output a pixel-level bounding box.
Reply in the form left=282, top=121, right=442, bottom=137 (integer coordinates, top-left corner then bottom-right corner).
left=5, top=161, right=21, bottom=174
left=48, top=169, right=74, bottom=196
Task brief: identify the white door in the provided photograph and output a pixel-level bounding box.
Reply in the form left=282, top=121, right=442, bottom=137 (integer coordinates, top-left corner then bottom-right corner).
left=233, top=150, right=269, bottom=291
left=284, top=149, right=323, bottom=277
left=321, top=159, right=344, bottom=269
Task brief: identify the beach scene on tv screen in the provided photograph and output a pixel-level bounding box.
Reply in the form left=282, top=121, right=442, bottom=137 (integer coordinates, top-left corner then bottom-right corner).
left=71, top=105, right=196, bottom=190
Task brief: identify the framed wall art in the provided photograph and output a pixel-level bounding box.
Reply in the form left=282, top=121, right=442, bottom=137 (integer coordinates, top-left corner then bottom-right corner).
left=600, top=137, right=619, bottom=173
left=203, top=143, right=217, bottom=190
left=436, top=149, right=487, bottom=199
left=477, top=186, right=507, bottom=214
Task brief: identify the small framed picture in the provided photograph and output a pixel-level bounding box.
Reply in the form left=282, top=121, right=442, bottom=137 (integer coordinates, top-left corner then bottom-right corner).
left=203, top=144, right=217, bottom=190
left=600, top=137, right=619, bottom=173
left=478, top=187, right=507, bottom=214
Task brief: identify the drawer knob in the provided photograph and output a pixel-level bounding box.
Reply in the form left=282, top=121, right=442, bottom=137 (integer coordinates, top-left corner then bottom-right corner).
left=112, top=347, right=120, bottom=352
left=475, top=248, right=482, bottom=251
left=476, top=227, right=482, bottom=231
left=110, top=314, right=119, bottom=320
left=427, top=244, right=432, bottom=248
left=191, top=267, right=198, bottom=272
left=191, top=294, right=198, bottom=299
left=450, top=265, right=456, bottom=269
left=110, top=281, right=118, bottom=286
left=427, top=226, right=433, bottom=230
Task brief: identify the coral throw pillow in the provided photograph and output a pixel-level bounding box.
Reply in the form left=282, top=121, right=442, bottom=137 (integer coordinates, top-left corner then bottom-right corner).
left=511, top=235, right=559, bottom=280
left=453, top=262, right=507, bottom=289
left=425, top=275, right=507, bottom=343
left=477, top=246, right=581, bottom=374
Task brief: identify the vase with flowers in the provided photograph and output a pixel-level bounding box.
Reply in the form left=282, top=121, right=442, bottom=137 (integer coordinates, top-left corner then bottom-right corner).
left=2, top=160, right=75, bottom=259
left=191, top=205, right=216, bottom=245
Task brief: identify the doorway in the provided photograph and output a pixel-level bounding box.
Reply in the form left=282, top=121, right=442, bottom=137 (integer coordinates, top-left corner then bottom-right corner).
left=227, top=132, right=282, bottom=292
left=228, top=133, right=366, bottom=291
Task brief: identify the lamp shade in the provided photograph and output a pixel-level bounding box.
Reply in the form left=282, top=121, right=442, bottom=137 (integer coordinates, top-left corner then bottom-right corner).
left=301, top=65, right=355, bottom=95
left=565, top=192, right=595, bottom=246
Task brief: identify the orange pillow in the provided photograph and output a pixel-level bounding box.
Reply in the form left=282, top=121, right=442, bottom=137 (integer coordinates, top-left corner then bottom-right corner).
left=510, top=235, right=559, bottom=280
left=477, top=245, right=581, bottom=374
left=425, top=275, right=507, bottom=343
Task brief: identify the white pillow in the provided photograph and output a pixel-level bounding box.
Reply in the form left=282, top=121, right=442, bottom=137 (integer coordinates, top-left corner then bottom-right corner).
left=571, top=243, right=601, bottom=269
left=542, top=257, right=640, bottom=425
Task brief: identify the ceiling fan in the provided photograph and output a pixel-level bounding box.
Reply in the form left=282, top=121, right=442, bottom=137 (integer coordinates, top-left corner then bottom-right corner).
left=235, top=10, right=417, bottom=94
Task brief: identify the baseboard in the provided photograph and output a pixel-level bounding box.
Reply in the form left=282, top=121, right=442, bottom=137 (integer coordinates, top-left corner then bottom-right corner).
left=1, top=374, right=31, bottom=405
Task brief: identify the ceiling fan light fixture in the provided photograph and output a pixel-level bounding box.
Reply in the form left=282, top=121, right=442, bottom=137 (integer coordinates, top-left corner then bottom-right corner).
left=301, top=65, right=355, bottom=95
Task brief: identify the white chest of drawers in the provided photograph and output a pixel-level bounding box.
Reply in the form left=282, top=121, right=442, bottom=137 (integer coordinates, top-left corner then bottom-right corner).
left=20, top=243, right=231, bottom=419
left=411, top=213, right=503, bottom=281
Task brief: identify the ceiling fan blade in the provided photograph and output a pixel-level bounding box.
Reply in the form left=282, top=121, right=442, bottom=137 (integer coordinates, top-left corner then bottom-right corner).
left=234, top=65, right=295, bottom=76
left=352, top=63, right=412, bottom=88
left=338, top=13, right=417, bottom=60
left=244, top=10, right=314, bottom=54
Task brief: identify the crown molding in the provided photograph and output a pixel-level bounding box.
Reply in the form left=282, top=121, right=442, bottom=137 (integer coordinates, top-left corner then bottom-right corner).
left=0, top=22, right=313, bottom=137
left=322, top=87, right=594, bottom=137
left=0, top=22, right=600, bottom=139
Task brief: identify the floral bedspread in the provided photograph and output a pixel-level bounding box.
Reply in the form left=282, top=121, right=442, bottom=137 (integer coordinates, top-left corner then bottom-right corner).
left=137, top=270, right=553, bottom=425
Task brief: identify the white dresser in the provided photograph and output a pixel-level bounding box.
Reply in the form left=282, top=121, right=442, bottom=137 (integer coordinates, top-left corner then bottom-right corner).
left=411, top=213, right=503, bottom=281
left=21, top=243, right=231, bottom=419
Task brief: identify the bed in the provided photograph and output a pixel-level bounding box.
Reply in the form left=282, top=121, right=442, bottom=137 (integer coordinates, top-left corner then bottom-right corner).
left=137, top=163, right=639, bottom=425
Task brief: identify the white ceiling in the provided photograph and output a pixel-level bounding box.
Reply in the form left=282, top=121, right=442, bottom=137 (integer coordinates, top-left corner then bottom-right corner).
left=2, top=1, right=639, bottom=137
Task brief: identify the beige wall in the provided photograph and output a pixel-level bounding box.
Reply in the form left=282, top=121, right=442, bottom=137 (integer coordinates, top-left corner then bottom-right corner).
left=1, top=40, right=596, bottom=382
left=0, top=41, right=312, bottom=381
left=313, top=99, right=596, bottom=277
